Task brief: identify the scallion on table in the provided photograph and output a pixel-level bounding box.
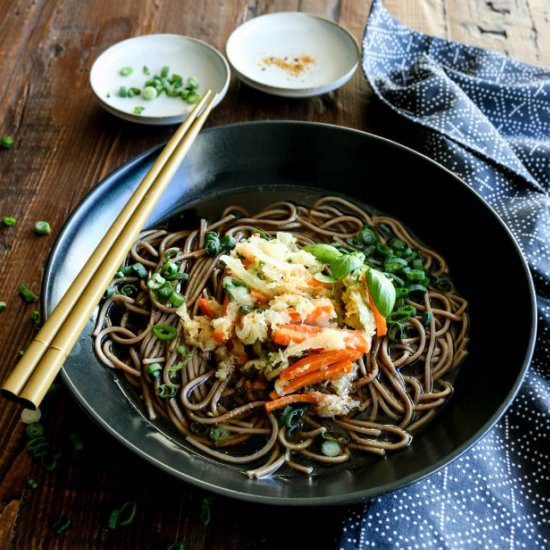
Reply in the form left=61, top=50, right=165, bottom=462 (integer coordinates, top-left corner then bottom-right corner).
left=200, top=497, right=213, bottom=526
left=18, top=284, right=38, bottom=303
left=31, top=310, right=42, bottom=330
left=51, top=515, right=71, bottom=535
left=34, top=220, right=51, bottom=235
left=108, top=501, right=137, bottom=529
left=1, top=135, right=14, bottom=149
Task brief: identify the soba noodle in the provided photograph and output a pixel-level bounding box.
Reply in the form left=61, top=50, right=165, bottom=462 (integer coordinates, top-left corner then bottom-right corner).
left=93, top=196, right=469, bottom=478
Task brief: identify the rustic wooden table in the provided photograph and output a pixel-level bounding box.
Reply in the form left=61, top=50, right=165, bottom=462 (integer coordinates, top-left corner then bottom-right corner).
left=1, top=1, right=547, bottom=548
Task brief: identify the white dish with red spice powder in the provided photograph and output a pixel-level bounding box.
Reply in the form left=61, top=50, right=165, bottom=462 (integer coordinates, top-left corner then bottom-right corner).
left=226, top=12, right=359, bottom=98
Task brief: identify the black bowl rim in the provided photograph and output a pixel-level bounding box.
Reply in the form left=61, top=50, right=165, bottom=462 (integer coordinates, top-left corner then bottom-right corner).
left=43, top=120, right=537, bottom=505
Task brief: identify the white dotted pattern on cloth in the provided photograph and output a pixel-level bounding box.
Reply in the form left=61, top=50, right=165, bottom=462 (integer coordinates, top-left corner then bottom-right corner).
left=339, top=1, right=550, bottom=548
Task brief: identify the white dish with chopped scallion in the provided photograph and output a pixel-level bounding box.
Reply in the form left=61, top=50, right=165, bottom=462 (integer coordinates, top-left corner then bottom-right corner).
left=90, top=34, right=230, bottom=125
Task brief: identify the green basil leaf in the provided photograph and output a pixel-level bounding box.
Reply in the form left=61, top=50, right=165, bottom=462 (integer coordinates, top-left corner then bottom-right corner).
left=313, top=272, right=337, bottom=284
left=304, top=244, right=342, bottom=264
left=330, top=253, right=363, bottom=280
left=366, top=268, right=396, bottom=317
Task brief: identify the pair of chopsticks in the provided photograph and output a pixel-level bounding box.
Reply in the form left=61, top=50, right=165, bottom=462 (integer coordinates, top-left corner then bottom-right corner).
left=1, top=90, right=219, bottom=410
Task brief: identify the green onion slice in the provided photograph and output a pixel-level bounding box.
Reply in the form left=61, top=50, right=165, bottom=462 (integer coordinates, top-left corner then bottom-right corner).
left=280, top=405, right=307, bottom=433
left=25, top=422, right=44, bottom=440
left=169, top=291, right=185, bottom=307
left=51, top=514, right=71, bottom=535
left=204, top=231, right=221, bottom=256
left=152, top=323, right=177, bottom=340
left=220, top=234, right=236, bottom=251
left=200, top=497, right=213, bottom=526
left=34, top=220, right=51, bottom=236
left=357, top=225, right=377, bottom=245
left=131, top=263, right=147, bottom=279
left=1, top=135, right=14, bottom=149
left=209, top=426, right=231, bottom=441
left=321, top=439, right=342, bottom=457
left=117, top=501, right=137, bottom=527
left=422, top=311, right=433, bottom=327
left=18, top=284, right=38, bottom=303
left=147, top=363, right=162, bottom=377
left=108, top=501, right=137, bottom=529
left=156, top=383, right=177, bottom=398
left=68, top=432, right=84, bottom=451
left=147, top=273, right=166, bottom=290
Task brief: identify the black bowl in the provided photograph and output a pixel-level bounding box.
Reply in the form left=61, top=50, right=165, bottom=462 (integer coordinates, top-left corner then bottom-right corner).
left=44, top=121, right=536, bottom=505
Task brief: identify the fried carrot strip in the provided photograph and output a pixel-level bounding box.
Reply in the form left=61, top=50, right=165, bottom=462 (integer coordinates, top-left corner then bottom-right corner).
left=264, top=392, right=323, bottom=413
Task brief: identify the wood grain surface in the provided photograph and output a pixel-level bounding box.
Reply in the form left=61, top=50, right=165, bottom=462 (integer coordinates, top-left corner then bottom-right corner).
left=0, top=1, right=547, bottom=548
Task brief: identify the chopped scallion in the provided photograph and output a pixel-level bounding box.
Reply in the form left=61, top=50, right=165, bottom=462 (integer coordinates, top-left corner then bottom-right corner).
left=25, top=422, right=44, bottom=440
left=131, top=262, right=147, bottom=279
left=108, top=501, right=137, bottom=529
left=40, top=449, right=61, bottom=471
left=31, top=309, right=42, bottom=330
left=161, top=261, right=179, bottom=279
left=20, top=407, right=41, bottom=423
left=120, top=283, right=138, bottom=297
left=321, top=439, right=341, bottom=457
left=357, top=225, right=377, bottom=245
left=407, top=283, right=428, bottom=294
left=390, top=305, right=416, bottom=319
left=383, top=257, right=408, bottom=272
left=103, top=286, right=115, bottom=300
left=27, top=478, right=38, bottom=489
left=375, top=242, right=392, bottom=256
left=405, top=269, right=426, bottom=282
left=169, top=291, right=185, bottom=307
left=209, top=426, right=231, bottom=441
left=51, top=514, right=71, bottom=535
left=18, top=284, right=38, bottom=303
left=1, top=135, right=14, bottom=149
left=280, top=405, right=307, bottom=433
left=220, top=234, right=236, bottom=251
left=147, top=363, right=162, bottom=378
left=204, top=231, right=221, bottom=256
left=68, top=432, right=84, bottom=451
left=200, top=497, right=213, bottom=526
left=155, top=281, right=174, bottom=302
left=2, top=216, right=16, bottom=227
left=156, top=383, right=176, bottom=398
left=119, top=66, right=133, bottom=76
left=147, top=273, right=166, bottom=290
left=142, top=86, right=158, bottom=100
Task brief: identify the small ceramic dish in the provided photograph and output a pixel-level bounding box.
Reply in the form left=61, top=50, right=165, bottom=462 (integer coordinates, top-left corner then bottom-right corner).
left=90, top=34, right=230, bottom=125
left=226, top=12, right=359, bottom=98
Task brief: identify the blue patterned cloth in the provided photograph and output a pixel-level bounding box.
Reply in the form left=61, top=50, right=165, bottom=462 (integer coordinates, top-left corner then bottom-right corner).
left=339, top=1, right=550, bottom=548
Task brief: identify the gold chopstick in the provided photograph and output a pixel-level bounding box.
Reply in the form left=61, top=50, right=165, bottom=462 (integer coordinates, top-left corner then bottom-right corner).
left=1, top=90, right=219, bottom=409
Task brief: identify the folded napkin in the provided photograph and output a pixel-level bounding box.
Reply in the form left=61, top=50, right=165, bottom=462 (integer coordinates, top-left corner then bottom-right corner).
left=340, top=1, right=550, bottom=547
